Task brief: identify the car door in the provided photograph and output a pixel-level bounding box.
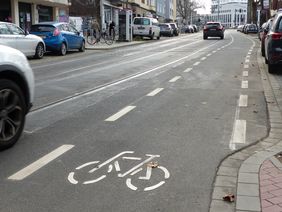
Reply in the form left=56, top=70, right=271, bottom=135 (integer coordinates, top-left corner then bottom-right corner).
left=69, top=25, right=82, bottom=48
left=61, top=24, right=77, bottom=49
left=0, top=23, right=17, bottom=49
left=7, top=23, right=34, bottom=56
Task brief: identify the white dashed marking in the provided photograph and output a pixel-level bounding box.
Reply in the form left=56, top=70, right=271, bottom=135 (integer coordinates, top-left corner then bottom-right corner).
left=105, top=106, right=136, bottom=122
left=241, top=81, right=248, bottom=89
left=193, top=62, right=200, bottom=66
left=146, top=88, right=164, bottom=96
left=243, top=71, right=248, bottom=77
left=169, top=76, right=181, bottom=82
left=184, top=68, right=193, bottom=73
left=239, top=95, right=248, bottom=107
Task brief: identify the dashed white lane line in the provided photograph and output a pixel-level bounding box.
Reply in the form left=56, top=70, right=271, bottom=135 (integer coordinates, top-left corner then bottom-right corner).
left=8, top=145, right=74, bottom=180
left=243, top=71, right=248, bottom=77
left=231, top=120, right=247, bottom=144
left=105, top=106, right=136, bottom=122
left=212, top=50, right=217, bottom=53
left=246, top=55, right=250, bottom=58
left=245, top=59, right=250, bottom=63
left=239, top=95, right=248, bottom=107
left=172, top=62, right=184, bottom=68
left=146, top=88, right=164, bottom=96
left=201, top=57, right=207, bottom=61
left=244, top=64, right=249, bottom=69
left=248, top=52, right=251, bottom=55
left=184, top=68, right=193, bottom=73
left=169, top=76, right=181, bottom=82
left=241, top=81, right=248, bottom=89
left=193, top=62, right=200, bottom=66
left=207, top=53, right=211, bottom=57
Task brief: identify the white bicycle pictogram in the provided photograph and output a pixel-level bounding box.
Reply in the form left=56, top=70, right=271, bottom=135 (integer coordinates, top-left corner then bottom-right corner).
left=67, top=151, right=170, bottom=191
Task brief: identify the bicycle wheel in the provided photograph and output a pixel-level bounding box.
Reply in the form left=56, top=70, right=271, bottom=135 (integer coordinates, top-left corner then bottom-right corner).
left=87, top=35, right=97, bottom=45
left=104, top=33, right=113, bottom=45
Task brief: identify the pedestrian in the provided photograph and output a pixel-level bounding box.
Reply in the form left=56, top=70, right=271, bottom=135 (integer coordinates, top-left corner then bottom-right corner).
left=109, top=21, right=115, bottom=36
left=91, top=19, right=100, bottom=36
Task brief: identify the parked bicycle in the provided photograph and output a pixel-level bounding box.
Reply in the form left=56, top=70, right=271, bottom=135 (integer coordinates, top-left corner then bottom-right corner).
left=87, top=25, right=116, bottom=46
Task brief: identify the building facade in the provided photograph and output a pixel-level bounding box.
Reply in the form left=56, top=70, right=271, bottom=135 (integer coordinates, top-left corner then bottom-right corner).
left=0, top=0, right=69, bottom=31
left=209, top=0, right=248, bottom=27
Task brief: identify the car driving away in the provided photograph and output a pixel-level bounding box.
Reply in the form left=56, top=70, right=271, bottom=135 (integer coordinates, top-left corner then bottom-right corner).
left=203, top=22, right=224, bottom=40
left=0, top=45, right=34, bottom=150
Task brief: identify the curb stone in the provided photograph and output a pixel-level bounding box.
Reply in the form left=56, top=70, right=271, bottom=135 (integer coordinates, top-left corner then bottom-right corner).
left=209, top=38, right=282, bottom=212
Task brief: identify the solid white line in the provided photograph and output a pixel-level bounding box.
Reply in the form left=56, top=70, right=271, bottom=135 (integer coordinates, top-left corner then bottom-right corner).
left=122, top=157, right=142, bottom=160
left=193, top=61, right=200, bottom=66
left=244, top=64, right=249, bottom=69
left=169, top=76, right=181, bottom=82
left=184, top=67, right=193, bottom=73
left=8, top=145, right=74, bottom=180
left=241, top=81, right=248, bottom=89
left=105, top=106, right=136, bottom=122
left=239, top=95, right=248, bottom=107
left=146, top=88, right=164, bottom=96
left=231, top=120, right=246, bottom=144
left=243, top=71, right=248, bottom=77
left=201, top=57, right=207, bottom=61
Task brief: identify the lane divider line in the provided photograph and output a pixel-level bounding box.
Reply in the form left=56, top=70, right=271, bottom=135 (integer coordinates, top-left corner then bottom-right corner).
left=146, top=88, right=164, bottom=97
left=8, top=145, right=74, bottom=180
left=169, top=76, right=181, bottom=82
left=231, top=120, right=247, bottom=144
left=245, top=59, right=250, bottom=63
left=243, top=71, right=248, bottom=77
left=241, top=81, right=248, bottom=89
left=201, top=57, right=207, bottom=61
left=184, top=68, right=193, bottom=73
left=239, top=95, right=248, bottom=107
left=193, top=62, right=200, bottom=66
left=244, top=64, right=249, bottom=69
left=172, top=62, right=184, bottom=68
left=105, top=106, right=136, bottom=122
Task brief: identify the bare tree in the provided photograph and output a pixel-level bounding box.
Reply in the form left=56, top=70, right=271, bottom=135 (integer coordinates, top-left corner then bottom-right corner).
left=177, top=0, right=204, bottom=24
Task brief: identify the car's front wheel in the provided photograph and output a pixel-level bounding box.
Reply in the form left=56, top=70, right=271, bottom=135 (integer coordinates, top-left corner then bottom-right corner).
left=79, top=41, right=85, bottom=52
left=34, top=43, right=44, bottom=59
left=0, top=79, right=26, bottom=150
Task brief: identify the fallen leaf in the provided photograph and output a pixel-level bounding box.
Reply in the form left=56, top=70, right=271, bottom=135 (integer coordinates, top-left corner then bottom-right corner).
left=147, top=162, right=158, bottom=168
left=223, top=194, right=235, bottom=202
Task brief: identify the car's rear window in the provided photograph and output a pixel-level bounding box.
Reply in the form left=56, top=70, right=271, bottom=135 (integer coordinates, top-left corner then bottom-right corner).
left=207, top=23, right=220, bottom=28
left=160, top=24, right=169, bottom=29
left=170, top=24, right=176, bottom=29
left=134, top=18, right=150, bottom=25
left=30, top=25, right=55, bottom=32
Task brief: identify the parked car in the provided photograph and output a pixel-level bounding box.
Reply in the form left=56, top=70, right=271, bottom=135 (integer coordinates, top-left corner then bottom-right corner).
left=169, top=23, right=179, bottom=36
left=30, top=22, right=85, bottom=56
left=264, top=12, right=282, bottom=73
left=237, top=25, right=244, bottom=32
left=0, top=21, right=45, bottom=59
left=132, top=17, right=160, bottom=40
left=260, top=19, right=273, bottom=57
left=0, top=45, right=34, bottom=150
left=159, top=24, right=173, bottom=37
left=244, top=24, right=258, bottom=34
left=203, top=22, right=224, bottom=39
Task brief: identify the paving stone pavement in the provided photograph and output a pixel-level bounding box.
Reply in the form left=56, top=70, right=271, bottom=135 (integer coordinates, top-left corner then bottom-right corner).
left=209, top=36, right=282, bottom=212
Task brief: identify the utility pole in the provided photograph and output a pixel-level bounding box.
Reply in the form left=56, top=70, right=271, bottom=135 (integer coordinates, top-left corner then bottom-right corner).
left=218, top=0, right=220, bottom=22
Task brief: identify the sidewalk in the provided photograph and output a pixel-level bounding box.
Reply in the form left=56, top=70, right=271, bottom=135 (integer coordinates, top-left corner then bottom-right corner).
left=85, top=40, right=149, bottom=50
left=209, top=40, right=282, bottom=212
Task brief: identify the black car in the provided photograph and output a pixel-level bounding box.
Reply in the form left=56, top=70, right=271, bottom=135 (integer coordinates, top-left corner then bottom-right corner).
left=203, top=22, right=224, bottom=39
left=169, top=23, right=179, bottom=36
left=265, top=12, right=282, bottom=73
left=244, top=24, right=258, bottom=34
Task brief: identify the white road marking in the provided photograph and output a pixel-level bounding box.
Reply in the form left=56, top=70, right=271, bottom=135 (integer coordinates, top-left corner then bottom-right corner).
left=245, top=59, right=250, bottom=63
left=68, top=172, right=78, bottom=184
left=241, top=81, right=248, bottom=89
left=105, top=106, right=136, bottom=122
left=126, top=178, right=138, bottom=190
left=231, top=120, right=246, bottom=144
left=193, top=61, right=200, bottom=66
left=207, top=53, right=211, bottom=57
left=217, top=48, right=221, bottom=50
left=246, top=55, right=250, bottom=58
left=139, top=167, right=152, bottom=180
left=244, top=64, right=249, bottom=69
left=108, top=164, right=113, bottom=172
left=169, top=76, right=181, bottom=82
left=201, top=57, right=207, bottom=61
left=123, top=52, right=139, bottom=57
left=243, top=71, right=248, bottom=77
left=248, top=52, right=251, bottom=55
left=8, top=145, right=74, bottom=180
left=213, top=50, right=217, bottom=53
left=76, top=161, right=99, bottom=170
left=130, top=168, right=143, bottom=175
left=122, top=157, right=142, bottom=160
left=184, top=68, right=193, bottom=73
left=114, top=161, right=121, bottom=172
left=239, top=95, right=248, bottom=107
left=146, top=88, right=164, bottom=96
left=172, top=62, right=184, bottom=68
left=83, top=175, right=106, bottom=184
left=144, top=181, right=166, bottom=191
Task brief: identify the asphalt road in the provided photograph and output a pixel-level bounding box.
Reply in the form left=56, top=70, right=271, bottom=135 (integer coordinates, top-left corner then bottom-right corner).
left=0, top=31, right=268, bottom=212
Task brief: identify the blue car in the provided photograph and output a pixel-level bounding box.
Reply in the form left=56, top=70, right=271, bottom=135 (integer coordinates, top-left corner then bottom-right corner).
left=30, top=22, right=85, bottom=56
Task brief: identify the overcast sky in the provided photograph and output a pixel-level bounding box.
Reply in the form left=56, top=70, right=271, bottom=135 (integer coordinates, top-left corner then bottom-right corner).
left=196, top=0, right=211, bottom=14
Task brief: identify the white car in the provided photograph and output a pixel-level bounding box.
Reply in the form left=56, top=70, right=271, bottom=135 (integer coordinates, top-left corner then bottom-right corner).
left=0, top=21, right=45, bottom=59
left=133, top=17, right=160, bottom=40
left=0, top=45, right=34, bottom=150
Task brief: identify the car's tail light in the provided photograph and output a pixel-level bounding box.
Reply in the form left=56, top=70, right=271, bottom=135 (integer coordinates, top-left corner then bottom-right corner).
left=53, top=28, right=60, bottom=36
left=204, top=26, right=207, bottom=31
left=271, top=33, right=282, bottom=40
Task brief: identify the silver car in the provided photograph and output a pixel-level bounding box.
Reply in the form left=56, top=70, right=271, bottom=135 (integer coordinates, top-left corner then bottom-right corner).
left=0, top=21, right=45, bottom=59
left=0, top=45, right=34, bottom=150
